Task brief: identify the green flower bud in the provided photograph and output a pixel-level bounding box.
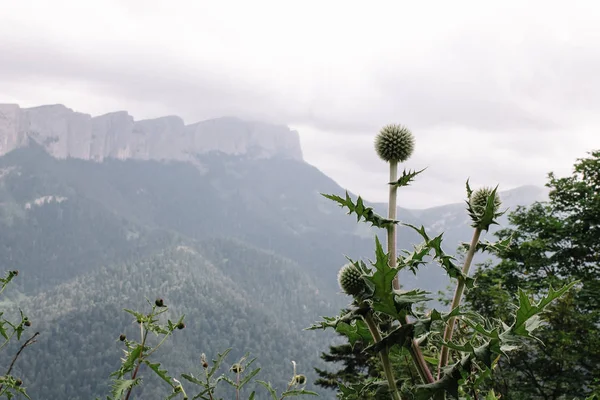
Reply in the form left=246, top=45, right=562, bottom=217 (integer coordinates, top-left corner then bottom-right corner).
left=337, top=263, right=366, bottom=297
left=119, top=334, right=126, bottom=341
left=155, top=298, right=165, bottom=307
left=469, top=187, right=501, bottom=216
left=177, top=322, right=185, bottom=330
left=374, top=124, right=415, bottom=163
left=24, top=320, right=31, bottom=327
left=15, top=379, right=23, bottom=386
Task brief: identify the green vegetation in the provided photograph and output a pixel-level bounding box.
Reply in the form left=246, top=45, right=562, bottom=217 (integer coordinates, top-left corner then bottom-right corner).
left=466, top=150, right=600, bottom=399
left=0, top=135, right=597, bottom=399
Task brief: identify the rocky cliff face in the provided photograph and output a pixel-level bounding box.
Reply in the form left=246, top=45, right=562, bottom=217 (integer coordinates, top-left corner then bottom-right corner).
left=0, top=104, right=304, bottom=162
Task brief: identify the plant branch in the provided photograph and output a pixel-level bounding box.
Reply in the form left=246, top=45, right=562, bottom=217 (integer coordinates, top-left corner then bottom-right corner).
left=363, top=309, right=402, bottom=400
left=438, top=228, right=482, bottom=377
left=124, top=320, right=150, bottom=400
left=0, top=332, right=39, bottom=392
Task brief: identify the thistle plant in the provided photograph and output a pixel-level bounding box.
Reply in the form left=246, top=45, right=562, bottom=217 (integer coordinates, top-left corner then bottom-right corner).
left=100, top=299, right=317, bottom=400
left=310, top=124, right=577, bottom=399
left=103, top=298, right=188, bottom=400
left=180, top=349, right=317, bottom=399
left=0, top=270, right=36, bottom=400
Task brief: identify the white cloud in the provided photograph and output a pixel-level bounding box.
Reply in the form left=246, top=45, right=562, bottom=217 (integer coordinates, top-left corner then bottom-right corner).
left=1, top=0, right=599, bottom=207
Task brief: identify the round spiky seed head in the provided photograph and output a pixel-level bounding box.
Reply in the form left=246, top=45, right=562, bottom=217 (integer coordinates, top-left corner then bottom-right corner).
left=119, top=334, right=126, bottom=341
left=337, top=263, right=365, bottom=297
left=374, top=124, right=415, bottom=163
left=155, top=298, right=165, bottom=307
left=470, top=187, right=501, bottom=215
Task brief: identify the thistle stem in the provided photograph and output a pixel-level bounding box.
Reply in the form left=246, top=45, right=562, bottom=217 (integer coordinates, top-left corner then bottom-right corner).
left=363, top=311, right=402, bottom=400
left=407, top=331, right=435, bottom=384
left=437, top=228, right=481, bottom=377
left=388, top=160, right=399, bottom=290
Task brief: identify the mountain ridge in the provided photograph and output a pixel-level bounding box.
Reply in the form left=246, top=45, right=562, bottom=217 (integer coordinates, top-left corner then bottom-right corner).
left=0, top=103, right=303, bottom=162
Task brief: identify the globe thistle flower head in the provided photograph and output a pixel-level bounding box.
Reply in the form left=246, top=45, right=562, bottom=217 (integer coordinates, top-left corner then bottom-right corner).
left=467, top=185, right=503, bottom=230
left=469, top=187, right=501, bottom=215
left=374, top=124, right=415, bottom=163
left=337, top=263, right=366, bottom=297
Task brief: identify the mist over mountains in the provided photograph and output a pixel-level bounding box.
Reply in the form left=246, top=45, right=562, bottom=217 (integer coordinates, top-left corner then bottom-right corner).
left=0, top=103, right=548, bottom=399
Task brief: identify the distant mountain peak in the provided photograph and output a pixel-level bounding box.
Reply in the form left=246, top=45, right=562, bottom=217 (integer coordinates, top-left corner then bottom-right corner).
left=0, top=103, right=303, bottom=162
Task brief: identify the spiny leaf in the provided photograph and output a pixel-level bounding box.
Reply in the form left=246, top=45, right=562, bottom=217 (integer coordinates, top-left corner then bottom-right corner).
left=403, top=224, right=475, bottom=288
left=238, top=367, right=261, bottom=388
left=335, top=319, right=373, bottom=348
left=281, top=389, right=319, bottom=397
left=414, top=355, right=473, bottom=399
left=110, top=378, right=140, bottom=400
left=364, top=323, right=415, bottom=353
left=461, top=236, right=513, bottom=255
left=321, top=191, right=397, bottom=229
left=256, top=380, right=278, bottom=400
left=143, top=360, right=174, bottom=387
left=363, top=236, right=399, bottom=317
left=510, top=281, right=578, bottom=339
left=388, top=167, right=427, bottom=188
left=209, top=348, right=232, bottom=378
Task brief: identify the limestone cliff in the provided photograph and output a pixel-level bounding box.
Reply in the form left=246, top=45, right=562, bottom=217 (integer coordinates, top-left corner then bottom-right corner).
left=0, top=104, right=303, bottom=162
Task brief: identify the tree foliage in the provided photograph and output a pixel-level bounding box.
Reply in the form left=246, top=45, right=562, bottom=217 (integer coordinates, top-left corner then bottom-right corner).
left=466, top=150, right=600, bottom=399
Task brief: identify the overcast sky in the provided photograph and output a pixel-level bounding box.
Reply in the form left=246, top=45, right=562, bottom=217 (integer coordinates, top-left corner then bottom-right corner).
left=1, top=0, right=599, bottom=208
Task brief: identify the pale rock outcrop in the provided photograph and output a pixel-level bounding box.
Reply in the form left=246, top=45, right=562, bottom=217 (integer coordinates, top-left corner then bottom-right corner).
left=0, top=103, right=304, bottom=162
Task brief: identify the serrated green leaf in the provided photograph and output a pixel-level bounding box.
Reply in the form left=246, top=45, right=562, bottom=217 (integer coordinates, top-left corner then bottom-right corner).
left=363, top=236, right=399, bottom=317
left=143, top=360, right=174, bottom=387
left=388, top=167, right=427, bottom=188
left=0, top=321, right=7, bottom=340
left=238, top=367, right=261, bottom=388
left=256, top=380, right=278, bottom=400
left=110, top=378, right=140, bottom=400
left=282, top=389, right=319, bottom=397
left=510, top=281, right=578, bottom=339
left=180, top=373, right=203, bottom=385
left=321, top=191, right=397, bottom=229
left=365, top=323, right=414, bottom=353
left=335, top=319, right=373, bottom=348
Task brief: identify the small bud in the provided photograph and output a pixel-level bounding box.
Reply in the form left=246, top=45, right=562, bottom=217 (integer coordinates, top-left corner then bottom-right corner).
left=374, top=124, right=415, bottom=163
left=201, top=353, right=209, bottom=369
left=294, top=374, right=307, bottom=385
left=11, top=270, right=19, bottom=276
left=468, top=186, right=502, bottom=230
left=337, top=263, right=366, bottom=297
left=155, top=298, right=165, bottom=307
left=230, top=363, right=244, bottom=374
left=24, top=321, right=31, bottom=327
left=176, top=322, right=185, bottom=330
left=119, top=334, right=126, bottom=341
left=15, top=379, right=22, bottom=386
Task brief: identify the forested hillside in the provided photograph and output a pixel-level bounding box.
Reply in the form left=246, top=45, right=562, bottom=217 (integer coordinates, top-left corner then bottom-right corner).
left=0, top=143, right=546, bottom=399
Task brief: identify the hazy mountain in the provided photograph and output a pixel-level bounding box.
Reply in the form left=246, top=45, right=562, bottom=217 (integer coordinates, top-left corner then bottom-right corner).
left=0, top=103, right=302, bottom=162
left=0, top=108, right=548, bottom=399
